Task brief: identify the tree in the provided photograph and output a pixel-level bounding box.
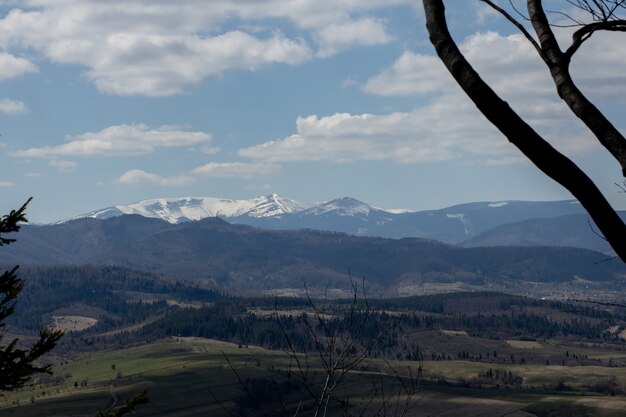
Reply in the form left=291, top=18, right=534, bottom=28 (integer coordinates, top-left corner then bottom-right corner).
left=421, top=0, right=626, bottom=262
left=0, top=199, right=63, bottom=391
left=1, top=200, right=149, bottom=415
left=220, top=279, right=421, bottom=417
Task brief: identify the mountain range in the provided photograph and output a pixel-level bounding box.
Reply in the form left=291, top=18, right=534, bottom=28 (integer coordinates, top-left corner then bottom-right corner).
left=65, top=194, right=609, bottom=251
left=6, top=215, right=625, bottom=296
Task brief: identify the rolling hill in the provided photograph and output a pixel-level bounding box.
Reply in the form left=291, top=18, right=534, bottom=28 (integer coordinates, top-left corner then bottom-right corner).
left=6, top=215, right=625, bottom=295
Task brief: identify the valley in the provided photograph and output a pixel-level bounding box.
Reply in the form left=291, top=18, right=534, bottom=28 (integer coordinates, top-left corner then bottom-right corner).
left=2, top=291, right=626, bottom=417
left=3, top=198, right=626, bottom=416
left=2, top=0, right=625, bottom=415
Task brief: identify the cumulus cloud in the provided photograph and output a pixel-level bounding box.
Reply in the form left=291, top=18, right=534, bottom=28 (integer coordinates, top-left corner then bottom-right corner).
left=239, top=100, right=509, bottom=164
left=314, top=18, right=393, bottom=57
left=117, top=162, right=280, bottom=186
left=116, top=169, right=194, bottom=187
left=49, top=159, right=77, bottom=173
left=10, top=124, right=213, bottom=158
left=0, top=98, right=28, bottom=115
left=567, top=31, right=626, bottom=102
left=0, top=53, right=37, bottom=81
left=362, top=51, right=453, bottom=96
left=83, top=32, right=312, bottom=96
left=192, top=162, right=280, bottom=179
left=286, top=30, right=613, bottom=166
left=364, top=31, right=626, bottom=102
left=239, top=94, right=595, bottom=165
left=0, top=0, right=410, bottom=95
left=363, top=32, right=553, bottom=100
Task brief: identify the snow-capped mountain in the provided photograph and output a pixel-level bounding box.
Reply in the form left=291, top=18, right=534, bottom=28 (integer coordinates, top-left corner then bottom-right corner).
left=249, top=199, right=586, bottom=242
left=72, top=194, right=308, bottom=224
left=303, top=197, right=377, bottom=217
left=66, top=195, right=587, bottom=245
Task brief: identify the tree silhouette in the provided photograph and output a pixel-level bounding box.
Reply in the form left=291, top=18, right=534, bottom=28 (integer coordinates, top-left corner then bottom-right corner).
left=0, top=199, right=63, bottom=391
left=421, top=0, right=626, bottom=262
left=220, top=279, right=421, bottom=417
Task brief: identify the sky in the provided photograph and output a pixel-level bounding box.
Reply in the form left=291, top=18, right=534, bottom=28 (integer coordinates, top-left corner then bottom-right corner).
left=0, top=0, right=625, bottom=223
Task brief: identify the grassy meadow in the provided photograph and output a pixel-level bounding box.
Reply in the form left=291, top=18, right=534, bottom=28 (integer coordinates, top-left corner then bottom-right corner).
left=1, top=337, right=625, bottom=417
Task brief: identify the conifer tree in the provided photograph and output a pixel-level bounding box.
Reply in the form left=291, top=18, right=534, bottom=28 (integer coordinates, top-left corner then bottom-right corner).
left=0, top=198, right=63, bottom=391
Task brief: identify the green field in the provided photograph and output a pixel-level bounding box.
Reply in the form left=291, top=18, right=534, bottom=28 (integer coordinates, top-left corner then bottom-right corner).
left=1, top=338, right=625, bottom=417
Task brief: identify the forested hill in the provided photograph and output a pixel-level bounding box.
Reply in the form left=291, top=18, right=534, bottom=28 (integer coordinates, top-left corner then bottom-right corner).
left=5, top=264, right=221, bottom=332
left=4, top=215, right=625, bottom=294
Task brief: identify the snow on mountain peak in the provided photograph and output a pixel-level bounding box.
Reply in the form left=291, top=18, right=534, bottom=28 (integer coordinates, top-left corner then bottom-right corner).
left=70, top=194, right=308, bottom=224
left=305, top=197, right=373, bottom=216
left=245, top=194, right=308, bottom=218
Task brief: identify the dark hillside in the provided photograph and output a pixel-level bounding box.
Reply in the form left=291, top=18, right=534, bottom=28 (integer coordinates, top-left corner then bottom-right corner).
left=5, top=215, right=625, bottom=293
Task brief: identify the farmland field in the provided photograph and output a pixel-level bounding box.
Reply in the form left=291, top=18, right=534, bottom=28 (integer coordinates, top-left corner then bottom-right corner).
left=1, top=337, right=625, bottom=417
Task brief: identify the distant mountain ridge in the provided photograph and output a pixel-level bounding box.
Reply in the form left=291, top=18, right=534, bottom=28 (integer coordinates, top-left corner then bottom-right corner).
left=6, top=215, right=625, bottom=295
left=66, top=194, right=586, bottom=244
left=71, top=194, right=308, bottom=223
left=463, top=212, right=626, bottom=255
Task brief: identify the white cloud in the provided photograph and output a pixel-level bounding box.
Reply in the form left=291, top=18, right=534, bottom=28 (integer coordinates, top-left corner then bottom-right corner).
left=297, top=30, right=612, bottom=166
left=238, top=93, right=595, bottom=165
left=314, top=18, right=392, bottom=57
left=361, top=51, right=452, bottom=96
left=0, top=53, right=37, bottom=81
left=239, top=101, right=507, bottom=164
left=0, top=0, right=411, bottom=95
left=363, top=31, right=626, bottom=103
left=116, top=161, right=280, bottom=186
left=49, top=159, right=77, bottom=172
left=83, top=32, right=312, bottom=96
left=116, top=169, right=194, bottom=187
left=0, top=98, right=28, bottom=115
left=363, top=32, right=552, bottom=100
left=192, top=162, right=280, bottom=179
left=10, top=124, right=213, bottom=158
left=0, top=180, right=14, bottom=187
left=568, top=31, right=626, bottom=102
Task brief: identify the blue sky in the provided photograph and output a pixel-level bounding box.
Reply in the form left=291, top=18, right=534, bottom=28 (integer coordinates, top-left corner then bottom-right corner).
left=0, top=0, right=624, bottom=223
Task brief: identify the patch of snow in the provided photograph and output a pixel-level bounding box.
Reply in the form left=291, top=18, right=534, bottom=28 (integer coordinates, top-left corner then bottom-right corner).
left=488, top=201, right=509, bottom=208
left=446, top=213, right=470, bottom=235
left=377, top=207, right=416, bottom=214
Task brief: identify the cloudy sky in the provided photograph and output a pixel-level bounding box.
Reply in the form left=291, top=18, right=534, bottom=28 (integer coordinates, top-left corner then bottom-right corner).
left=0, top=0, right=625, bottom=222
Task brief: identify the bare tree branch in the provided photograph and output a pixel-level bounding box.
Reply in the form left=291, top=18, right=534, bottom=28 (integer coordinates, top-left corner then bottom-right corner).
left=565, top=19, right=626, bottom=57
left=525, top=0, right=626, bottom=175
left=480, top=0, right=547, bottom=61
left=422, top=0, right=626, bottom=262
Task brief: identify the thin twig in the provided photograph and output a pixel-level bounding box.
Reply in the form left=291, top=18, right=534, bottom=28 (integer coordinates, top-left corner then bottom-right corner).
left=480, top=0, right=547, bottom=62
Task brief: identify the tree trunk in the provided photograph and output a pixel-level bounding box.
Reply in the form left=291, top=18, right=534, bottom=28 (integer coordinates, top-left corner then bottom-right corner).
left=526, top=0, right=626, bottom=176
left=422, top=0, right=626, bottom=262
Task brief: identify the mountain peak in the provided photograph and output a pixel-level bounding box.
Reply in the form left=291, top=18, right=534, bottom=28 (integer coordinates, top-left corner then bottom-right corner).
left=244, top=194, right=308, bottom=218
left=305, top=196, right=374, bottom=216
left=68, top=194, right=308, bottom=224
